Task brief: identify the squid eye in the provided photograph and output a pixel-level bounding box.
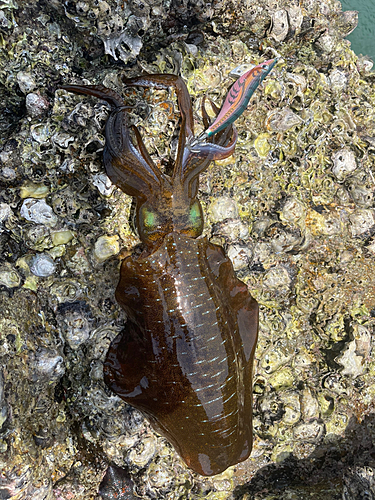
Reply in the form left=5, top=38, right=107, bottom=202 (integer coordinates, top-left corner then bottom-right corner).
left=142, top=207, right=158, bottom=230
left=139, top=205, right=163, bottom=235
left=189, top=201, right=203, bottom=231
left=138, top=205, right=169, bottom=244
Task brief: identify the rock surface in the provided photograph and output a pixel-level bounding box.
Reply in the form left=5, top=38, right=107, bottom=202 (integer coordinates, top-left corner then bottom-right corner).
left=0, top=0, right=374, bottom=499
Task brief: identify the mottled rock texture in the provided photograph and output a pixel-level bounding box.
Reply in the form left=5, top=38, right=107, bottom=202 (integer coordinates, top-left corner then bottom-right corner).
left=0, top=0, right=374, bottom=498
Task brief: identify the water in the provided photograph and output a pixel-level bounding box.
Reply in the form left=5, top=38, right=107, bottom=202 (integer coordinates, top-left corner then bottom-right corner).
left=340, top=0, right=375, bottom=60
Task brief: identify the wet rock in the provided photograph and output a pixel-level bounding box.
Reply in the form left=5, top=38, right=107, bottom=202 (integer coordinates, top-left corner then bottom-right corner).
left=3, top=0, right=375, bottom=497
left=99, top=464, right=137, bottom=499
left=26, top=348, right=65, bottom=383
left=343, top=466, right=375, bottom=500
left=57, top=301, right=93, bottom=349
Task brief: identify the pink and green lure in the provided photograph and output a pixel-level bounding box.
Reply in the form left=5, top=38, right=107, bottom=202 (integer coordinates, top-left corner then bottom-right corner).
left=198, top=58, right=277, bottom=141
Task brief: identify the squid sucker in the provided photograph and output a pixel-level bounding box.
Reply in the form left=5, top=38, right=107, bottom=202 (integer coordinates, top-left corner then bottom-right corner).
left=59, top=61, right=275, bottom=475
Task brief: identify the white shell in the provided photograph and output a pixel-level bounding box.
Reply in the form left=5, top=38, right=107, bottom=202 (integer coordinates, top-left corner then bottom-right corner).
left=30, top=123, right=53, bottom=144
left=349, top=209, right=375, bottom=236
left=281, top=197, right=306, bottom=223
left=29, top=253, right=56, bottom=277
left=286, top=73, right=307, bottom=93
left=287, top=5, right=303, bottom=31
left=27, top=348, right=65, bottom=382
left=20, top=198, right=58, bottom=227
left=267, top=107, right=302, bottom=132
left=16, top=71, right=36, bottom=94
left=332, top=148, right=357, bottom=180
left=315, top=33, right=335, bottom=53
left=329, top=69, right=347, bottom=91
left=357, top=56, right=374, bottom=74
left=227, top=244, right=253, bottom=271
left=103, top=31, right=142, bottom=63
left=293, top=420, right=324, bottom=442
left=348, top=183, right=373, bottom=208
left=270, top=9, right=289, bottom=42
left=209, top=196, right=239, bottom=222
left=127, top=435, right=157, bottom=468
left=335, top=340, right=365, bottom=378
left=0, top=266, right=21, bottom=288
left=281, top=393, right=301, bottom=426
left=26, top=93, right=49, bottom=117
left=93, top=235, right=120, bottom=263
left=263, top=266, right=291, bottom=289
left=0, top=370, right=8, bottom=430
left=92, top=173, right=115, bottom=197
left=300, top=388, right=320, bottom=420
left=57, top=302, right=92, bottom=349
left=0, top=203, right=12, bottom=222
left=214, top=219, right=249, bottom=241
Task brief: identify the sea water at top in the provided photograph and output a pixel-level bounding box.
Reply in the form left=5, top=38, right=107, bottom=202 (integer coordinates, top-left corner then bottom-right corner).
left=340, top=0, right=375, bottom=61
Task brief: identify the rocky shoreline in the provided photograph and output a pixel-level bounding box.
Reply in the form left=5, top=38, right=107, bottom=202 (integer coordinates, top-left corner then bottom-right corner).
left=0, top=1, right=374, bottom=498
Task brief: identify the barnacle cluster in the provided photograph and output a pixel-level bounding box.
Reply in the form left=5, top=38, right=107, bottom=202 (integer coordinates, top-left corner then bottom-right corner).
left=1, top=0, right=375, bottom=498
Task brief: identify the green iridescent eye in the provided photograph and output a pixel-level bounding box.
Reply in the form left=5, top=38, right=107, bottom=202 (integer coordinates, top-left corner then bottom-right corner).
left=189, top=201, right=202, bottom=229
left=143, top=207, right=157, bottom=229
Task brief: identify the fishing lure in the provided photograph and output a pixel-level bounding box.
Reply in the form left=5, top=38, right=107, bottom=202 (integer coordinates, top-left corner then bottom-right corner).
left=196, top=58, right=277, bottom=142
left=59, top=62, right=275, bottom=475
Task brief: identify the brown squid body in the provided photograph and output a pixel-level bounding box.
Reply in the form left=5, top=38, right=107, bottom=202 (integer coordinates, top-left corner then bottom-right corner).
left=60, top=74, right=259, bottom=476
